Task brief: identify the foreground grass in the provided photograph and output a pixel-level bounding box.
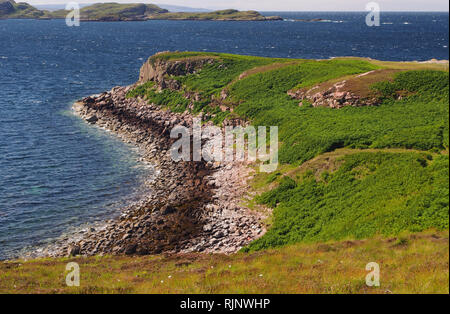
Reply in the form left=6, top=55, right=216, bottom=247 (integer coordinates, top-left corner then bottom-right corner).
left=0, top=231, right=448, bottom=294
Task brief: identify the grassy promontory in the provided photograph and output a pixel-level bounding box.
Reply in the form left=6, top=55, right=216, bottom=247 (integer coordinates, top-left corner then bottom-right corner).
left=2, top=52, right=448, bottom=293
left=131, top=53, right=449, bottom=252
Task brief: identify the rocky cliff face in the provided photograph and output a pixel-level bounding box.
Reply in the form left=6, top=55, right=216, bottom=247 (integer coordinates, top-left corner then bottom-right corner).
left=139, top=52, right=216, bottom=88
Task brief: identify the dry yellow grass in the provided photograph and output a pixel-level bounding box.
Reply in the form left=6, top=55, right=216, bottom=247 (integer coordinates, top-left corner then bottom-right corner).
left=0, top=231, right=447, bottom=294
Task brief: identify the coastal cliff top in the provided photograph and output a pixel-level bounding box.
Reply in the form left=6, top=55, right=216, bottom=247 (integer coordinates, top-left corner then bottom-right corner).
left=0, top=1, right=282, bottom=21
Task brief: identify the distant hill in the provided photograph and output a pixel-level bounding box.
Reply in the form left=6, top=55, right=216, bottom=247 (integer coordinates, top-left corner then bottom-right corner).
left=49, top=2, right=168, bottom=21
left=0, top=0, right=45, bottom=18
left=147, top=9, right=282, bottom=21
left=0, top=1, right=281, bottom=21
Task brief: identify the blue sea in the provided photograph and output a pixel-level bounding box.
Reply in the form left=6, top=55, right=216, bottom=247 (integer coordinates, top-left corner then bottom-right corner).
left=0, top=12, right=448, bottom=259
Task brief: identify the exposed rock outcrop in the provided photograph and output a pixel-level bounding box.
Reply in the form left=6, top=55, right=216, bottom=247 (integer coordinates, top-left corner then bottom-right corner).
left=288, top=72, right=381, bottom=109
left=36, top=84, right=266, bottom=258
left=139, top=53, right=216, bottom=88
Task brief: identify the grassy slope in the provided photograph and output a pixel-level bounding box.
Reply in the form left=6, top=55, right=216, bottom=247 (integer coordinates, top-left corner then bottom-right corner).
left=128, top=53, right=449, bottom=250
left=132, top=54, right=449, bottom=157
left=247, top=151, right=448, bottom=251
left=230, top=63, right=449, bottom=164
left=128, top=52, right=289, bottom=123
left=1, top=231, right=448, bottom=294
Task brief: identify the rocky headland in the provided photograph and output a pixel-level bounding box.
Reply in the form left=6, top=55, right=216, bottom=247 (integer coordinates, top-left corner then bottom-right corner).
left=28, top=53, right=449, bottom=260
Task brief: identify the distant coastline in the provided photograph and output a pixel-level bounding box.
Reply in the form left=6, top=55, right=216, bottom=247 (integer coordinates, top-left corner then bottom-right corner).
left=0, top=1, right=282, bottom=21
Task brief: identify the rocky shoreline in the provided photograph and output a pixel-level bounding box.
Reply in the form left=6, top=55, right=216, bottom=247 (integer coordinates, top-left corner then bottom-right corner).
left=41, top=84, right=267, bottom=258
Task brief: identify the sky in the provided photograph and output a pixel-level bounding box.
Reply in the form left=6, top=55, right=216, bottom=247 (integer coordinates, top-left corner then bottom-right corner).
left=26, top=0, right=450, bottom=12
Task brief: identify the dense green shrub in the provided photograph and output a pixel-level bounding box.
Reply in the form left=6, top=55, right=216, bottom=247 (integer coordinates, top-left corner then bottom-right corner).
left=373, top=70, right=449, bottom=100
left=256, top=176, right=297, bottom=207
left=175, top=54, right=285, bottom=97
left=126, top=82, right=190, bottom=113
left=245, top=153, right=449, bottom=251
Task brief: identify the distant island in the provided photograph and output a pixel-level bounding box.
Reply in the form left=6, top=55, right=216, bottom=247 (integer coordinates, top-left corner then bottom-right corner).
left=0, top=1, right=282, bottom=21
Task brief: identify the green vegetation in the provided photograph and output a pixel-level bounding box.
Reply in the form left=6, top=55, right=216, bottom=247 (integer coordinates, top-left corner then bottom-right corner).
left=129, top=52, right=449, bottom=255
left=229, top=63, right=448, bottom=164
left=147, top=52, right=288, bottom=97
left=246, top=152, right=449, bottom=251
left=175, top=54, right=286, bottom=97
left=148, top=9, right=282, bottom=21
left=133, top=53, right=448, bottom=162
left=1, top=231, right=448, bottom=294
left=372, top=70, right=449, bottom=101
left=128, top=53, right=287, bottom=123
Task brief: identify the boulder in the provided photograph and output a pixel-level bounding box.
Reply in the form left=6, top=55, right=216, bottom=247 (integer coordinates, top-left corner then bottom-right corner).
left=85, top=115, right=98, bottom=124
left=67, top=245, right=80, bottom=257
left=161, top=205, right=176, bottom=215
left=124, top=244, right=137, bottom=255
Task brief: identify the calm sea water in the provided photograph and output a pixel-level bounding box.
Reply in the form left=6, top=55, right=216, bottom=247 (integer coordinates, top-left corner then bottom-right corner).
left=0, top=12, right=448, bottom=259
